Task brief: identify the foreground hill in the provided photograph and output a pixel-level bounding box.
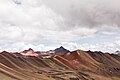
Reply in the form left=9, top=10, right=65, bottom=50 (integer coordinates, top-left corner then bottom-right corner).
left=0, top=48, right=120, bottom=80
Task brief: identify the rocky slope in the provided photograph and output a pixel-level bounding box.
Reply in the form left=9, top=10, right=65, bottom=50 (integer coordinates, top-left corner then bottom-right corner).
left=0, top=48, right=120, bottom=80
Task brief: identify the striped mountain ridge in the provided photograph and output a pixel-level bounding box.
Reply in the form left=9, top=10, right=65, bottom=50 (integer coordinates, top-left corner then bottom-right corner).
left=0, top=48, right=120, bottom=80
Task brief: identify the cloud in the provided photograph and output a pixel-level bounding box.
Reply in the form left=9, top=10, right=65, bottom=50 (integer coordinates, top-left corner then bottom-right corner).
left=0, top=42, right=57, bottom=52
left=79, top=40, right=120, bottom=53
left=0, top=0, right=62, bottom=42
left=61, top=40, right=120, bottom=53
left=66, top=0, right=120, bottom=28
left=0, top=0, right=100, bottom=43
left=44, top=0, right=120, bottom=33
left=61, top=42, right=78, bottom=51
left=0, top=25, right=25, bottom=41
left=0, top=0, right=120, bottom=52
left=43, top=0, right=120, bottom=40
left=0, top=39, right=120, bottom=53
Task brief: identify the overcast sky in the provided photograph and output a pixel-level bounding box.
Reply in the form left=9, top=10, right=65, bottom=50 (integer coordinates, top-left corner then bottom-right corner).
left=0, top=0, right=120, bottom=52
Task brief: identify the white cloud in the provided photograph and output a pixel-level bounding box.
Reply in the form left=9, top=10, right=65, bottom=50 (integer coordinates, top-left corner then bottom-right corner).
left=79, top=40, right=120, bottom=53
left=0, top=0, right=61, bottom=42
left=60, top=40, right=120, bottom=53
left=0, top=42, right=56, bottom=52
left=61, top=42, right=78, bottom=51
left=0, top=40, right=120, bottom=53
left=0, top=0, right=99, bottom=43
left=68, top=0, right=120, bottom=28
left=0, top=0, right=120, bottom=52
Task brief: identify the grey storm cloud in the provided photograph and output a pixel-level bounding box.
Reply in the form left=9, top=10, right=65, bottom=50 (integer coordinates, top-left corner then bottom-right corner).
left=68, top=0, right=120, bottom=28
left=43, top=0, right=120, bottom=29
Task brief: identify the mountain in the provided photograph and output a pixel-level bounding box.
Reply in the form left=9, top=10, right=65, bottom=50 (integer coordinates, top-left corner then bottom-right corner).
left=54, top=46, right=70, bottom=55
left=20, top=48, right=38, bottom=56
left=115, top=51, right=120, bottom=56
left=35, top=46, right=69, bottom=58
left=0, top=48, right=120, bottom=80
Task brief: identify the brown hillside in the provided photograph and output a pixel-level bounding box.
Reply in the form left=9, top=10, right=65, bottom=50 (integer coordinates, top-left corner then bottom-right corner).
left=0, top=49, right=120, bottom=80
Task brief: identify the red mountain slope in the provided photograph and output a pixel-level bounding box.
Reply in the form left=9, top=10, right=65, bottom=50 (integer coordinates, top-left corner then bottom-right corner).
left=0, top=49, right=120, bottom=80
left=20, top=48, right=38, bottom=56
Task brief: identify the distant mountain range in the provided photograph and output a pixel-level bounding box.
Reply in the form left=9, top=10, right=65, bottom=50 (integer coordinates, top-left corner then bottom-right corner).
left=0, top=47, right=120, bottom=80
left=115, top=51, right=120, bottom=56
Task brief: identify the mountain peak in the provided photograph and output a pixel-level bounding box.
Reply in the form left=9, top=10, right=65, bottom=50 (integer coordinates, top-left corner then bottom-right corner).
left=115, top=51, right=120, bottom=53
left=60, top=46, right=64, bottom=48
left=54, top=46, right=70, bottom=55
left=115, top=51, right=120, bottom=56
left=28, top=48, right=33, bottom=51
left=20, top=48, right=38, bottom=56
left=1, top=51, right=9, bottom=53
